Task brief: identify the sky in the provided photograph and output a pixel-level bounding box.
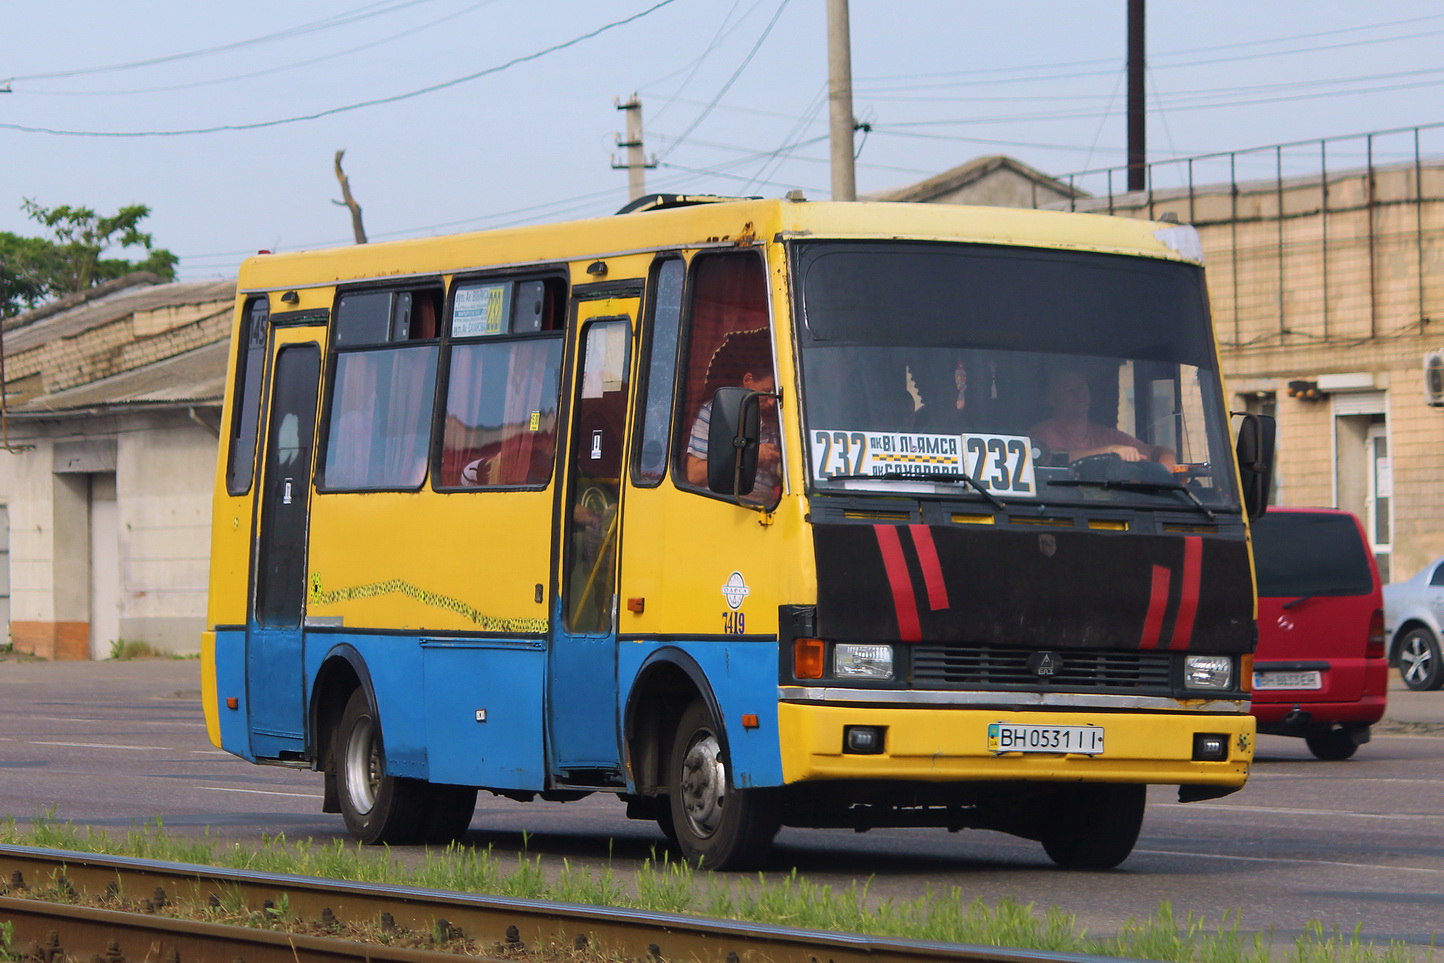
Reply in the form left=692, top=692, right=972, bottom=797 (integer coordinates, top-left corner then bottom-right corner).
left=3, top=1, right=1444, bottom=282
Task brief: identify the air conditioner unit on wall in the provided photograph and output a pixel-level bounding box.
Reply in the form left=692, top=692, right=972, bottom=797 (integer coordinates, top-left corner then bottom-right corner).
left=1426, top=350, right=1444, bottom=407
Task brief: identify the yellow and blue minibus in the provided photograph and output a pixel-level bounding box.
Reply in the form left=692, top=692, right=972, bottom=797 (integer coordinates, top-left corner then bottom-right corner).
left=202, top=194, right=1273, bottom=869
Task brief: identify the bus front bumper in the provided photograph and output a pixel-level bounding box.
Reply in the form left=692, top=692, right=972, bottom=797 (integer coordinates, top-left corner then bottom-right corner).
left=776, top=696, right=1254, bottom=787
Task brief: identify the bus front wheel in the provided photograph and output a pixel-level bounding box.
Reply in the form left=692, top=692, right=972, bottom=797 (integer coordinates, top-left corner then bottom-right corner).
left=666, top=700, right=778, bottom=870
left=336, top=689, right=429, bottom=844
left=1039, top=783, right=1146, bottom=870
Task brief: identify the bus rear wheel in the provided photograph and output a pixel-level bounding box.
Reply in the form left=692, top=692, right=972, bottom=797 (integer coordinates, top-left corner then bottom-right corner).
left=336, top=689, right=429, bottom=844
left=666, top=700, right=778, bottom=870
left=423, top=784, right=479, bottom=844
left=1039, top=783, right=1146, bottom=870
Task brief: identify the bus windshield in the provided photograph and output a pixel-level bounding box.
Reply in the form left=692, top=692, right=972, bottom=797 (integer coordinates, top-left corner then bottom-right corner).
left=794, top=240, right=1239, bottom=512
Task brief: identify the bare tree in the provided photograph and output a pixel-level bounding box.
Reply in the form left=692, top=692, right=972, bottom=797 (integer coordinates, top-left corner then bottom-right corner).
left=333, top=150, right=368, bottom=245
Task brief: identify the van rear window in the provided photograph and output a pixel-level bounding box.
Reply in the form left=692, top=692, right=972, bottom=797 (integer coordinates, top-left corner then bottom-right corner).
left=1251, top=512, right=1373, bottom=598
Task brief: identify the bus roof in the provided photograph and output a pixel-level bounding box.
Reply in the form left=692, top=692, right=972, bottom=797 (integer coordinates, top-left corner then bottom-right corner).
left=237, top=198, right=1201, bottom=294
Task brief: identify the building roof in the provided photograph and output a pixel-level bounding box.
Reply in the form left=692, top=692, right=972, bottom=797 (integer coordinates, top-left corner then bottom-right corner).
left=873, top=154, right=1087, bottom=205
left=10, top=340, right=229, bottom=416
left=2, top=275, right=236, bottom=417
left=4, top=276, right=235, bottom=355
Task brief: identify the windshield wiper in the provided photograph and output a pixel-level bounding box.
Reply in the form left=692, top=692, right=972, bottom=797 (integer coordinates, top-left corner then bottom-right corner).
left=1049, top=478, right=1216, bottom=521
left=829, top=469, right=1006, bottom=511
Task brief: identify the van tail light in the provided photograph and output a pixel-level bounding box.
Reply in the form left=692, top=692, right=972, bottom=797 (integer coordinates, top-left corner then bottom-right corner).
left=793, top=638, right=826, bottom=679
left=1367, top=609, right=1386, bottom=659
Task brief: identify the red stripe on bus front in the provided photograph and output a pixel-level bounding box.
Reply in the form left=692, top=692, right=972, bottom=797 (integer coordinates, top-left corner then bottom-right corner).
left=1169, top=536, right=1204, bottom=650
left=909, top=524, right=951, bottom=611
left=1139, top=564, right=1171, bottom=649
left=874, top=525, right=922, bottom=641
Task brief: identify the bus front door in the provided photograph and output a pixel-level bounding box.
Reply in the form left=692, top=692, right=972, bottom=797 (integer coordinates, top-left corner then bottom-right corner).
left=247, top=338, right=322, bottom=759
left=550, top=307, right=635, bottom=782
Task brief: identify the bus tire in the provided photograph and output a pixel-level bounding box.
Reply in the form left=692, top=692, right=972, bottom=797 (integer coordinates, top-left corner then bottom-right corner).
left=422, top=784, right=478, bottom=844
left=666, top=700, right=779, bottom=870
left=1039, top=783, right=1145, bottom=870
left=335, top=689, right=428, bottom=844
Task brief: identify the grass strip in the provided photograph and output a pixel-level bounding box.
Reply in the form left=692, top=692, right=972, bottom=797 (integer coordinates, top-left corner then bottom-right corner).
left=0, top=814, right=1431, bottom=963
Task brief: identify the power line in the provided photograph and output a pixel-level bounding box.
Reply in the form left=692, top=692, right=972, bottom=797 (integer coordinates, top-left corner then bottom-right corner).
left=869, top=73, right=1444, bottom=130
left=855, top=24, right=1444, bottom=96
left=3, top=0, right=440, bottom=83
left=855, top=13, right=1444, bottom=87
left=0, top=0, right=681, bottom=137
left=20, top=1, right=498, bottom=97
left=642, top=0, right=752, bottom=125
left=656, top=0, right=790, bottom=160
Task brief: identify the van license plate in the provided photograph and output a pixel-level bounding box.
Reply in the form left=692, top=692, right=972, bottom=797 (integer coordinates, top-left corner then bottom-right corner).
left=1253, top=670, right=1322, bottom=690
left=987, top=723, right=1104, bottom=755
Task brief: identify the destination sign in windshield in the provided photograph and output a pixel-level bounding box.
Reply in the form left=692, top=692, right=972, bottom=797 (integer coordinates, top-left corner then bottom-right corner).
left=810, top=429, right=1037, bottom=496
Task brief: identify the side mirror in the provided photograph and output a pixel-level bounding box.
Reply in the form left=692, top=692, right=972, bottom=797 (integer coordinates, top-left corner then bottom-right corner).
left=706, top=386, right=761, bottom=497
left=1234, top=412, right=1276, bottom=520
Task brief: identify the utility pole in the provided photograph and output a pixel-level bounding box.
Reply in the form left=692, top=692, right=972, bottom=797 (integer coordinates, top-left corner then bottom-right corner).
left=612, top=95, right=655, bottom=201
left=826, top=0, right=857, bottom=201
left=1126, top=0, right=1146, bottom=193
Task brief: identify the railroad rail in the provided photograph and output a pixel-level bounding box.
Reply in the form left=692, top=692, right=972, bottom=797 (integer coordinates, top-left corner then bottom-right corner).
left=0, top=844, right=1123, bottom=963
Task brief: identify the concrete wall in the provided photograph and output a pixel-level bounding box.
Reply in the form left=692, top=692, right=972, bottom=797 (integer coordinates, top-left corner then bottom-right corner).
left=2, top=410, right=217, bottom=658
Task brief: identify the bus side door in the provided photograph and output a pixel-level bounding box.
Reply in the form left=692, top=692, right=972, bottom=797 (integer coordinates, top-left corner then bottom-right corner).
left=549, top=298, right=637, bottom=781
left=247, top=329, right=324, bottom=759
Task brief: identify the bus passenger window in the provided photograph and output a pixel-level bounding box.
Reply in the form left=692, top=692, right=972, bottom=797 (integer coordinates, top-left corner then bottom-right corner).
left=319, top=283, right=445, bottom=491
left=674, top=253, right=779, bottom=504
left=437, top=275, right=566, bottom=489
left=440, top=340, right=562, bottom=487
left=335, top=288, right=442, bottom=345
left=634, top=257, right=684, bottom=485
left=225, top=297, right=269, bottom=495
left=323, top=346, right=438, bottom=490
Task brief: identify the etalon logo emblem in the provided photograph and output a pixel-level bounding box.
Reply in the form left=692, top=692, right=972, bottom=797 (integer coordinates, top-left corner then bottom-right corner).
left=1028, top=651, right=1062, bottom=677
left=1277, top=615, right=1295, bottom=631
left=721, top=572, right=750, bottom=610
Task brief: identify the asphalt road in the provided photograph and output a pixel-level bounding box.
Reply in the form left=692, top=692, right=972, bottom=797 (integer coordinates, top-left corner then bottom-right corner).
left=1, top=657, right=1440, bottom=948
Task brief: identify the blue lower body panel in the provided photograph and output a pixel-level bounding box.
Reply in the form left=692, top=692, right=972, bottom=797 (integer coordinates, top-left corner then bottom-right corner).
left=213, top=628, right=782, bottom=793
left=618, top=639, right=785, bottom=789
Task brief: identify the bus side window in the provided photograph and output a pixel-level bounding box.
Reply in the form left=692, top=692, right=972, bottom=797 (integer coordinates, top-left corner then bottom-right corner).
left=437, top=276, right=566, bottom=489
left=634, top=257, right=685, bottom=485
left=673, top=252, right=777, bottom=502
left=225, top=297, right=269, bottom=495
left=319, top=286, right=443, bottom=491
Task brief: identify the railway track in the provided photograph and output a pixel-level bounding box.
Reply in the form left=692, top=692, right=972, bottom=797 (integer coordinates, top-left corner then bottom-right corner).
left=0, top=844, right=1118, bottom=963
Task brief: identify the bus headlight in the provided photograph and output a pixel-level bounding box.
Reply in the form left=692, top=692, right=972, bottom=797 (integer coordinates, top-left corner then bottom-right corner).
left=1183, top=655, right=1233, bottom=690
left=834, top=644, right=894, bottom=681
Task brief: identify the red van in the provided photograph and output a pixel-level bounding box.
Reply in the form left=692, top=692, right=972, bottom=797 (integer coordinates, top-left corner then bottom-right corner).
left=1248, top=508, right=1388, bottom=760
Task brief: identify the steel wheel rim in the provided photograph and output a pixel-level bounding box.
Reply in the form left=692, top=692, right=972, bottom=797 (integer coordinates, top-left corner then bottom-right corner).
left=1401, top=634, right=1434, bottom=686
left=679, top=730, right=726, bottom=838
left=344, top=715, right=380, bottom=815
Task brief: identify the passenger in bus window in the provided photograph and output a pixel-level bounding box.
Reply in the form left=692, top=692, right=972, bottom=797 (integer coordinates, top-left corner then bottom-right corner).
left=908, top=357, right=972, bottom=434
left=1029, top=368, right=1176, bottom=466
left=684, top=328, right=781, bottom=500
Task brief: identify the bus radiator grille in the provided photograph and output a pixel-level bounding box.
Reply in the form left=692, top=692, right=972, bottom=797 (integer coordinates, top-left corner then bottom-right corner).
left=911, top=645, right=1173, bottom=693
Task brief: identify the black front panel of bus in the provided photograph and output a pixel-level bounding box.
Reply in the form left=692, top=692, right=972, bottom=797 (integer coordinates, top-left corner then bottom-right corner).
left=812, top=522, right=1253, bottom=655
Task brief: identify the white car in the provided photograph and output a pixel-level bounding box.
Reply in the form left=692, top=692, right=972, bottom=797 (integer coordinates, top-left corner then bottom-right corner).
left=1383, top=556, right=1444, bottom=690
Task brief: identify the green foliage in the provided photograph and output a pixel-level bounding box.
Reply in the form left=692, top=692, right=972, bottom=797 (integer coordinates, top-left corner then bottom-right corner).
left=0, top=920, right=18, bottom=963
left=0, top=199, right=177, bottom=317
left=108, top=639, right=162, bottom=661
left=0, top=813, right=1432, bottom=963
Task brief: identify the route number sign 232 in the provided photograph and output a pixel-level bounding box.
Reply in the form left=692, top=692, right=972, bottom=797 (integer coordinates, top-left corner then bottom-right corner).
left=810, top=429, right=1036, bottom=497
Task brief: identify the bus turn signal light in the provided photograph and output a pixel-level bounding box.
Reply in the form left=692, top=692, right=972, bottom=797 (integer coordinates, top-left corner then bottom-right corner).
left=794, top=638, right=825, bottom=679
